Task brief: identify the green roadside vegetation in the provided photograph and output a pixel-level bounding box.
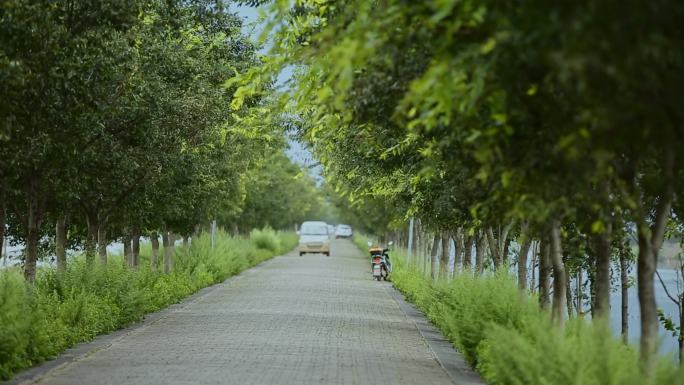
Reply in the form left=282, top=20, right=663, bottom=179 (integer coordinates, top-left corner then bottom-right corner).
left=0, top=1, right=331, bottom=380
left=232, top=0, right=684, bottom=378
left=352, top=235, right=684, bottom=385
left=0, top=229, right=296, bottom=380
left=5, top=0, right=684, bottom=383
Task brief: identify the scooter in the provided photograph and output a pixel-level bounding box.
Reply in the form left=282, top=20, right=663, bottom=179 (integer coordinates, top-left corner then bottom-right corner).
left=367, top=241, right=393, bottom=281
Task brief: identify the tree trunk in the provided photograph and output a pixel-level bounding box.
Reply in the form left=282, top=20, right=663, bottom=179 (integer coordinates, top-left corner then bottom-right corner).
left=679, top=294, right=683, bottom=365
left=412, top=219, right=420, bottom=266
left=123, top=232, right=132, bottom=266
left=24, top=220, right=40, bottom=282
left=182, top=235, right=189, bottom=248
left=423, top=230, right=430, bottom=276
left=24, top=181, right=45, bottom=282
left=620, top=250, right=629, bottom=343
left=517, top=238, right=531, bottom=290
left=475, top=231, right=485, bottom=275
left=502, top=237, right=511, bottom=266
left=638, top=223, right=669, bottom=374
left=25, top=212, right=40, bottom=282
left=529, top=241, right=538, bottom=292
left=637, top=229, right=657, bottom=372
left=638, top=148, right=673, bottom=376
left=0, top=204, right=5, bottom=263
left=593, top=222, right=612, bottom=319
left=430, top=234, right=440, bottom=280
left=440, top=231, right=450, bottom=279
left=168, top=232, right=176, bottom=272
left=539, top=238, right=551, bottom=309
left=463, top=234, right=474, bottom=272
left=163, top=230, right=175, bottom=274
left=131, top=227, right=140, bottom=268
left=517, top=224, right=532, bottom=291
left=566, top=271, right=574, bottom=318
left=454, top=229, right=464, bottom=275
left=84, top=209, right=98, bottom=264
left=549, top=220, right=567, bottom=326
left=576, top=269, right=583, bottom=316
left=56, top=216, right=67, bottom=273
left=485, top=223, right=513, bottom=270
left=98, top=221, right=107, bottom=265
left=150, top=232, right=160, bottom=270
left=486, top=227, right=500, bottom=269
left=413, top=220, right=421, bottom=268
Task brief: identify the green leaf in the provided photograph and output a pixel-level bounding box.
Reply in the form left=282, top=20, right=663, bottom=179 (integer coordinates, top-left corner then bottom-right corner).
left=480, top=37, right=497, bottom=55
left=591, top=220, right=605, bottom=234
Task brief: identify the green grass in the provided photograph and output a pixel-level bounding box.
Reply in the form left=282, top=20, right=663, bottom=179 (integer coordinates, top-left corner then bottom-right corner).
left=352, top=234, right=684, bottom=385
left=0, top=229, right=296, bottom=380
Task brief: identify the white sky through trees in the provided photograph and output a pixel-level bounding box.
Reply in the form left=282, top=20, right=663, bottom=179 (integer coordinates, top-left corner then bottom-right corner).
left=234, top=3, right=321, bottom=180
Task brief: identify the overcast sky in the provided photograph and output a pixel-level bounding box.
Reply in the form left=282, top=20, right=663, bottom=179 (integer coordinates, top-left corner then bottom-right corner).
left=233, top=3, right=321, bottom=178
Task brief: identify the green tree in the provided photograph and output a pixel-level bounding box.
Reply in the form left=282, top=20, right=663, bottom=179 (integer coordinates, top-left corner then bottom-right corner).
left=234, top=0, right=684, bottom=373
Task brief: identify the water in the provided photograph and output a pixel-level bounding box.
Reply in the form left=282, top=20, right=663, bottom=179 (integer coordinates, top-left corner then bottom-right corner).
left=441, top=240, right=683, bottom=359
left=1, top=238, right=181, bottom=269
left=612, top=267, right=681, bottom=359
left=1, top=242, right=125, bottom=268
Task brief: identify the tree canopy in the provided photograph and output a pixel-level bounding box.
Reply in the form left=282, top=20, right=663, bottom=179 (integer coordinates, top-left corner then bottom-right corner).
left=0, top=0, right=328, bottom=280
left=231, top=0, right=684, bottom=373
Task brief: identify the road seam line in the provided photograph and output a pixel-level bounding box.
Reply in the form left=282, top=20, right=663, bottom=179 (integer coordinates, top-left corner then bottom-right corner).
left=386, top=284, right=486, bottom=385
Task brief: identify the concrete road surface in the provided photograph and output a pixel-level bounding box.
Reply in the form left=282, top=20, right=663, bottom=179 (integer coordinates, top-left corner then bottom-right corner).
left=13, top=239, right=479, bottom=385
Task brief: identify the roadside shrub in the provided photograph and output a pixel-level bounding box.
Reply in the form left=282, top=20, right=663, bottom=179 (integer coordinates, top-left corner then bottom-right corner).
left=478, top=317, right=682, bottom=385
left=0, top=273, right=29, bottom=379
left=0, top=229, right=296, bottom=380
left=250, top=227, right=281, bottom=253
left=353, top=236, right=684, bottom=385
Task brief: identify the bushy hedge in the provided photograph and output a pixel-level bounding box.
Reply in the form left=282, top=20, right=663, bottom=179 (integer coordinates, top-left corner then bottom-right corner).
left=0, top=229, right=297, bottom=380
left=249, top=227, right=283, bottom=254
left=352, top=235, right=684, bottom=385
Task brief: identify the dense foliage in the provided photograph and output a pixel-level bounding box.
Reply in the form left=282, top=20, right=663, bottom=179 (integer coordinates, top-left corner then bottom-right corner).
left=236, top=151, right=325, bottom=231
left=0, top=0, right=322, bottom=278
left=231, top=0, right=684, bottom=373
left=4, top=0, right=684, bottom=382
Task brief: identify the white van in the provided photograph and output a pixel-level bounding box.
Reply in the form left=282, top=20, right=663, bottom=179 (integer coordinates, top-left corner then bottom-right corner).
left=334, top=224, right=353, bottom=238
left=298, top=221, right=331, bottom=256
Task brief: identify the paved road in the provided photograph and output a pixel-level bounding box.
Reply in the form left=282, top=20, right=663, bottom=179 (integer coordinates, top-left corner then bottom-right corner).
left=28, top=240, right=457, bottom=385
